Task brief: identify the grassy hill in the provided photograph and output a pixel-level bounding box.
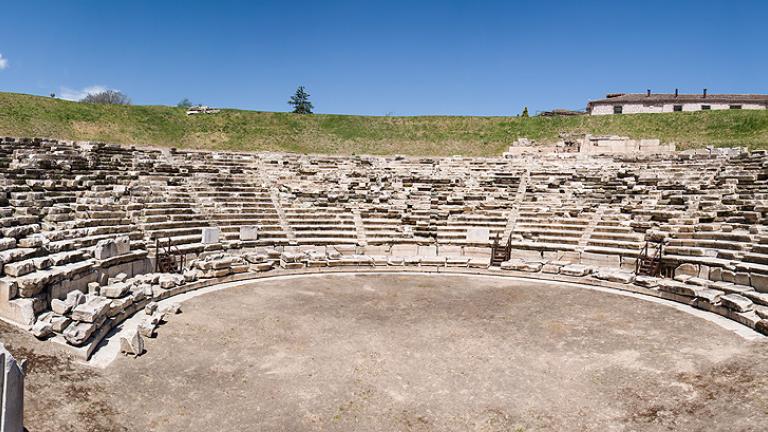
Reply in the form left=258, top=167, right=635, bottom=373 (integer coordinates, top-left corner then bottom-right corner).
left=1, top=92, right=767, bottom=156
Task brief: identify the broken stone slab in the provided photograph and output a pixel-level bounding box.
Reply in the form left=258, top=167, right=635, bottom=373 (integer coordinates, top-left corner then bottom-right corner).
left=70, top=297, right=111, bottom=323
left=50, top=315, right=71, bottom=333
left=158, top=274, right=185, bottom=289
left=594, top=270, right=635, bottom=284
left=720, top=294, right=754, bottom=313
left=63, top=321, right=96, bottom=346
left=560, top=264, right=591, bottom=277
left=183, top=270, right=198, bottom=283
left=159, top=302, right=181, bottom=315
left=634, top=275, right=659, bottom=288
left=100, top=282, right=130, bottom=299
left=138, top=320, right=157, bottom=338
left=108, top=297, right=133, bottom=318
left=32, top=315, right=54, bottom=339
left=119, top=329, right=144, bottom=357
left=66, top=290, right=86, bottom=307
left=51, top=298, right=72, bottom=315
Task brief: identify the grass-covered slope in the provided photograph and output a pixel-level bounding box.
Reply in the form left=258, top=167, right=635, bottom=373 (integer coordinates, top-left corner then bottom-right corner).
left=1, top=92, right=767, bottom=156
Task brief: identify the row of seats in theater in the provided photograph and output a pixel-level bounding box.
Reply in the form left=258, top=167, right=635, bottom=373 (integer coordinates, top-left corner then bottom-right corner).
left=0, top=136, right=766, bottom=331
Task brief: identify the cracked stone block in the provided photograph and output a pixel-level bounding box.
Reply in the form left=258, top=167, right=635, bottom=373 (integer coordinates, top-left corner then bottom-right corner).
left=594, top=270, right=635, bottom=284
left=720, top=294, right=754, bottom=313
left=120, top=329, right=144, bottom=357
left=50, top=298, right=71, bottom=315
left=93, top=239, right=118, bottom=260
left=71, top=297, right=111, bottom=323
left=4, top=260, right=35, bottom=277
left=63, top=321, right=96, bottom=346
left=560, top=264, right=591, bottom=277
left=101, top=282, right=130, bottom=299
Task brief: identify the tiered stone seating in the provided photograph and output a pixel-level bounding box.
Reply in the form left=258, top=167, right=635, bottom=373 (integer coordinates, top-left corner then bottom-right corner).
left=2, top=136, right=768, bottom=354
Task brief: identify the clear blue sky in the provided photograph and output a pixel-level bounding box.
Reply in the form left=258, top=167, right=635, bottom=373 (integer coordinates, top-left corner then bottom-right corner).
left=1, top=0, right=766, bottom=116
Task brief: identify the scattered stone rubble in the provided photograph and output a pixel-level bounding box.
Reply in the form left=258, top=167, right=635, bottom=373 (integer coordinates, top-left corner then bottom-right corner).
left=0, top=136, right=765, bottom=358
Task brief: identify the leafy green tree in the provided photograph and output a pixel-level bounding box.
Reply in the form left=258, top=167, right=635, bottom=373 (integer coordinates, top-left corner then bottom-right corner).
left=521, top=106, right=529, bottom=117
left=177, top=98, right=193, bottom=108
left=288, top=86, right=314, bottom=114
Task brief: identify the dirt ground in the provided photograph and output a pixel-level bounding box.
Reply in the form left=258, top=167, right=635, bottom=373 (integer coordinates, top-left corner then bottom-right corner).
left=6, top=274, right=768, bottom=432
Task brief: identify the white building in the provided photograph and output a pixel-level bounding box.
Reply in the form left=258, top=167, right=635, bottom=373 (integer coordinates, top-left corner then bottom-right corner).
left=587, top=90, right=768, bottom=115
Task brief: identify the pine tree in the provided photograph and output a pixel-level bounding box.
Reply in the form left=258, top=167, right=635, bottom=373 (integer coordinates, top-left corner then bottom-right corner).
left=288, top=86, right=314, bottom=114
left=522, top=106, right=529, bottom=117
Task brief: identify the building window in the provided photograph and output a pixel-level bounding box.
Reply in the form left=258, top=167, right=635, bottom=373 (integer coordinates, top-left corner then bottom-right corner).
left=673, top=105, right=683, bottom=112
left=730, top=105, right=742, bottom=110
left=613, top=105, right=623, bottom=114
left=701, top=105, right=711, bottom=110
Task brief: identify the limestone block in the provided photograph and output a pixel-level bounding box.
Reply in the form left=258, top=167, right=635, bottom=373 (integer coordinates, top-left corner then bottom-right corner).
left=145, top=301, right=158, bottom=315
left=115, top=236, right=130, bottom=255
left=560, top=264, right=591, bottom=277
left=50, top=315, right=71, bottom=333
left=51, top=299, right=71, bottom=315
left=108, top=297, right=133, bottom=317
left=634, top=276, right=659, bottom=288
left=594, top=270, right=635, bottom=284
left=466, top=227, right=490, bottom=243
left=756, top=306, right=768, bottom=320
left=735, top=272, right=751, bottom=286
left=721, top=270, right=736, bottom=283
left=101, top=282, right=130, bottom=299
left=756, top=320, right=768, bottom=336
left=71, top=297, right=111, bottom=323
left=32, top=256, right=53, bottom=271
left=138, top=320, right=157, bottom=338
left=239, top=226, right=259, bottom=241
left=695, top=288, right=724, bottom=304
left=65, top=290, right=85, bottom=307
left=4, top=260, right=35, bottom=277
left=250, top=262, right=273, bottom=272
left=88, top=282, right=101, bottom=296
left=158, top=274, right=184, bottom=289
left=675, top=263, right=699, bottom=278
left=93, top=239, right=118, bottom=260
left=752, top=273, right=768, bottom=293
left=183, top=270, right=198, bottom=283
left=120, top=329, right=144, bottom=357
left=16, top=271, right=53, bottom=297
left=201, top=227, right=221, bottom=244
left=0, top=238, right=16, bottom=251
left=658, top=280, right=698, bottom=297
left=32, top=319, right=53, bottom=339
left=63, top=321, right=96, bottom=346
left=720, top=294, right=754, bottom=313
left=542, top=261, right=569, bottom=274
left=159, top=302, right=182, bottom=315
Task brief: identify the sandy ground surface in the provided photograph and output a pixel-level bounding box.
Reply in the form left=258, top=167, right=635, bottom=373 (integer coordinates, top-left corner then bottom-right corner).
left=6, top=273, right=768, bottom=432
